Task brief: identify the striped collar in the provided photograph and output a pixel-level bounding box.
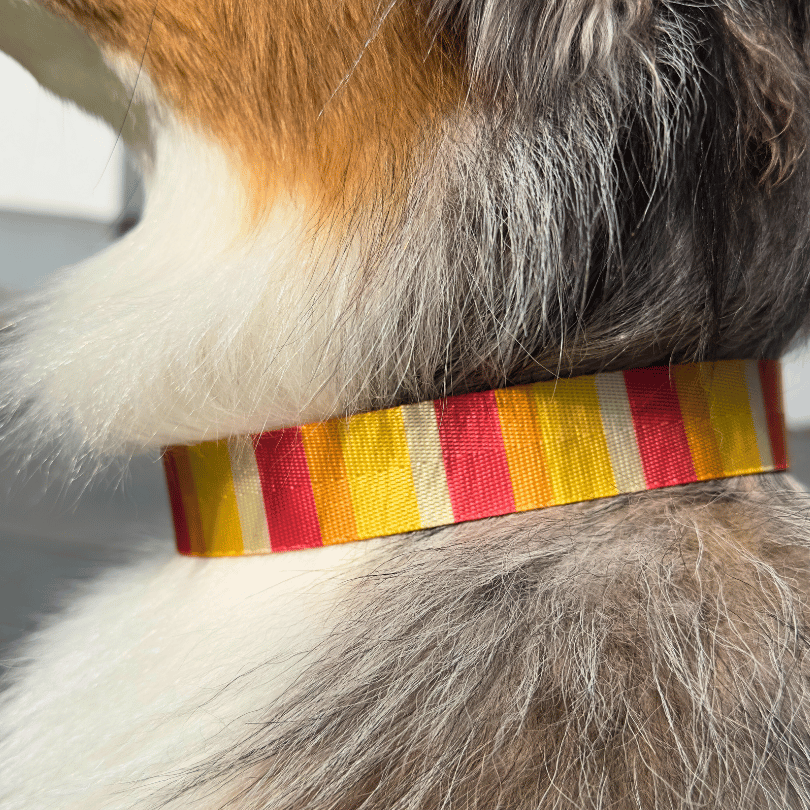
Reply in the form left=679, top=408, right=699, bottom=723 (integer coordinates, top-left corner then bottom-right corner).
left=163, top=359, right=787, bottom=556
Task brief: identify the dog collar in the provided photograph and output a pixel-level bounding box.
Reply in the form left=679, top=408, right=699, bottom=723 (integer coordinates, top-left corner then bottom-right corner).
left=163, top=359, right=787, bottom=556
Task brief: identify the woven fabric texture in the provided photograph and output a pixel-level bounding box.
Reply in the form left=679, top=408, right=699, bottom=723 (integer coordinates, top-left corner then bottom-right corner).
left=163, top=359, right=788, bottom=556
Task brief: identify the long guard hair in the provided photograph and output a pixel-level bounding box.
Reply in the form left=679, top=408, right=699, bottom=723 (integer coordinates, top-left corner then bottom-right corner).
left=3, top=1, right=810, bottom=808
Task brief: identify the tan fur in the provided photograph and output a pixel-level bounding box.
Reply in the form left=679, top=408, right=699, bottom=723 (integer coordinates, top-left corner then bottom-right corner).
left=43, top=0, right=461, bottom=218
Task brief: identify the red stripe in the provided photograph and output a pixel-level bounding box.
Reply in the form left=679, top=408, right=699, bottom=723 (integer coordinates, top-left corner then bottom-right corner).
left=253, top=428, right=323, bottom=551
left=434, top=390, right=515, bottom=522
left=759, top=359, right=788, bottom=470
left=624, top=367, right=697, bottom=488
left=163, top=450, right=191, bottom=555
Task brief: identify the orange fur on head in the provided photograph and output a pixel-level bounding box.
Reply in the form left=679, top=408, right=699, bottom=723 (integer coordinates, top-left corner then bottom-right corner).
left=43, top=0, right=461, bottom=217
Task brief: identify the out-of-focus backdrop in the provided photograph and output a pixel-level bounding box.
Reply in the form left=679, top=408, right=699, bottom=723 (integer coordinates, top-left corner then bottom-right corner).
left=0, top=43, right=170, bottom=667
left=0, top=28, right=809, bottom=666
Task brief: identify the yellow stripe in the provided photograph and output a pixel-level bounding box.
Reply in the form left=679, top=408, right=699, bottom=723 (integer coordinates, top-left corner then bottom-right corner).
left=186, top=439, right=244, bottom=555
left=400, top=402, right=454, bottom=527
left=705, top=360, right=763, bottom=474
left=494, top=386, right=553, bottom=510
left=300, top=421, right=358, bottom=545
left=227, top=437, right=271, bottom=554
left=530, top=376, right=617, bottom=503
left=339, top=408, right=422, bottom=539
left=673, top=364, right=725, bottom=481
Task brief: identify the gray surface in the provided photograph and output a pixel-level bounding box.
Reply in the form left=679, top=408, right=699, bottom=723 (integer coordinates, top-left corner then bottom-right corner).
left=0, top=453, right=172, bottom=664
left=789, top=429, right=810, bottom=489
left=0, top=209, right=115, bottom=290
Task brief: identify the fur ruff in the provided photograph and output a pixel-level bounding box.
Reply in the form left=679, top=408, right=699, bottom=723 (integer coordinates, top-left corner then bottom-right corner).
left=3, top=0, right=810, bottom=807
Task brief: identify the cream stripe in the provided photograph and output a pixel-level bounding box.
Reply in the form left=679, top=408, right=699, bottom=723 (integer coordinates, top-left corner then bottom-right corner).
left=744, top=360, right=774, bottom=470
left=227, top=437, right=272, bottom=553
left=594, top=372, right=646, bottom=493
left=401, top=401, right=455, bottom=528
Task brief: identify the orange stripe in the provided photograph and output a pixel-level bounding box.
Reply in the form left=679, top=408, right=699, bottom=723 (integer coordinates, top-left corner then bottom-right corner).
left=673, top=364, right=724, bottom=480
left=494, top=386, right=553, bottom=510
left=170, top=445, right=207, bottom=555
left=301, top=421, right=359, bottom=545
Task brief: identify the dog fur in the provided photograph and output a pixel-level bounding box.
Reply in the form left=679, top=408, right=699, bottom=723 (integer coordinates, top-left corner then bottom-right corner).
left=3, top=0, right=810, bottom=807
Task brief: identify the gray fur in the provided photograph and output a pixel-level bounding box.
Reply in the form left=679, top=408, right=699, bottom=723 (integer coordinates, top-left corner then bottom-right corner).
left=8, top=0, right=810, bottom=807
left=162, top=476, right=810, bottom=809
left=333, top=0, right=810, bottom=412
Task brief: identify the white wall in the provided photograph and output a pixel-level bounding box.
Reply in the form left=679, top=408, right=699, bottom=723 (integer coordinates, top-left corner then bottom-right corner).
left=783, top=343, right=810, bottom=428
left=0, top=48, right=125, bottom=292
left=0, top=51, right=123, bottom=222
left=0, top=210, right=114, bottom=290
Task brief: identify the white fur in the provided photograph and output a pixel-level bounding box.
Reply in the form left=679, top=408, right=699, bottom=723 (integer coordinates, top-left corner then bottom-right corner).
left=0, top=537, right=388, bottom=809
left=2, top=59, right=355, bottom=458
left=0, top=45, right=369, bottom=808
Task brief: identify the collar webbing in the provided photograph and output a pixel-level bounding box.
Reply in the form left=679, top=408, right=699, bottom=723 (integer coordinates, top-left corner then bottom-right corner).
left=163, top=359, right=788, bottom=557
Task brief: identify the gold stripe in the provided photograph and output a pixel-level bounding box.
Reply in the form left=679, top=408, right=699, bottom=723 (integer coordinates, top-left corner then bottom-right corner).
left=339, top=409, right=422, bottom=539
left=673, top=364, right=725, bottom=481
left=227, top=437, right=271, bottom=554
left=594, top=373, right=646, bottom=493
left=494, top=386, right=553, bottom=510
left=531, top=376, right=618, bottom=503
left=744, top=360, right=774, bottom=470
left=186, top=440, right=244, bottom=555
left=705, top=360, right=763, bottom=474
left=400, top=402, right=454, bottom=527
left=301, top=421, right=358, bottom=545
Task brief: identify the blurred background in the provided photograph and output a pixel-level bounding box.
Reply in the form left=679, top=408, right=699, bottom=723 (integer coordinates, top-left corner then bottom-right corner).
left=0, top=43, right=171, bottom=666
left=1, top=30, right=809, bottom=665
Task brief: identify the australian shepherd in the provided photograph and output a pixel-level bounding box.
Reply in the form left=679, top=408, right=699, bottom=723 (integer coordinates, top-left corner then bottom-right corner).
left=2, top=0, right=810, bottom=808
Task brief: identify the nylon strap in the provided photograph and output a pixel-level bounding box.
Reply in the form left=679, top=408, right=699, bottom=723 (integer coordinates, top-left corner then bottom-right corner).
left=163, top=359, right=788, bottom=556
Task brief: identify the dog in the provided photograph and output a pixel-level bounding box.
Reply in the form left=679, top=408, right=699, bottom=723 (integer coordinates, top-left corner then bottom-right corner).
left=2, top=0, right=810, bottom=807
